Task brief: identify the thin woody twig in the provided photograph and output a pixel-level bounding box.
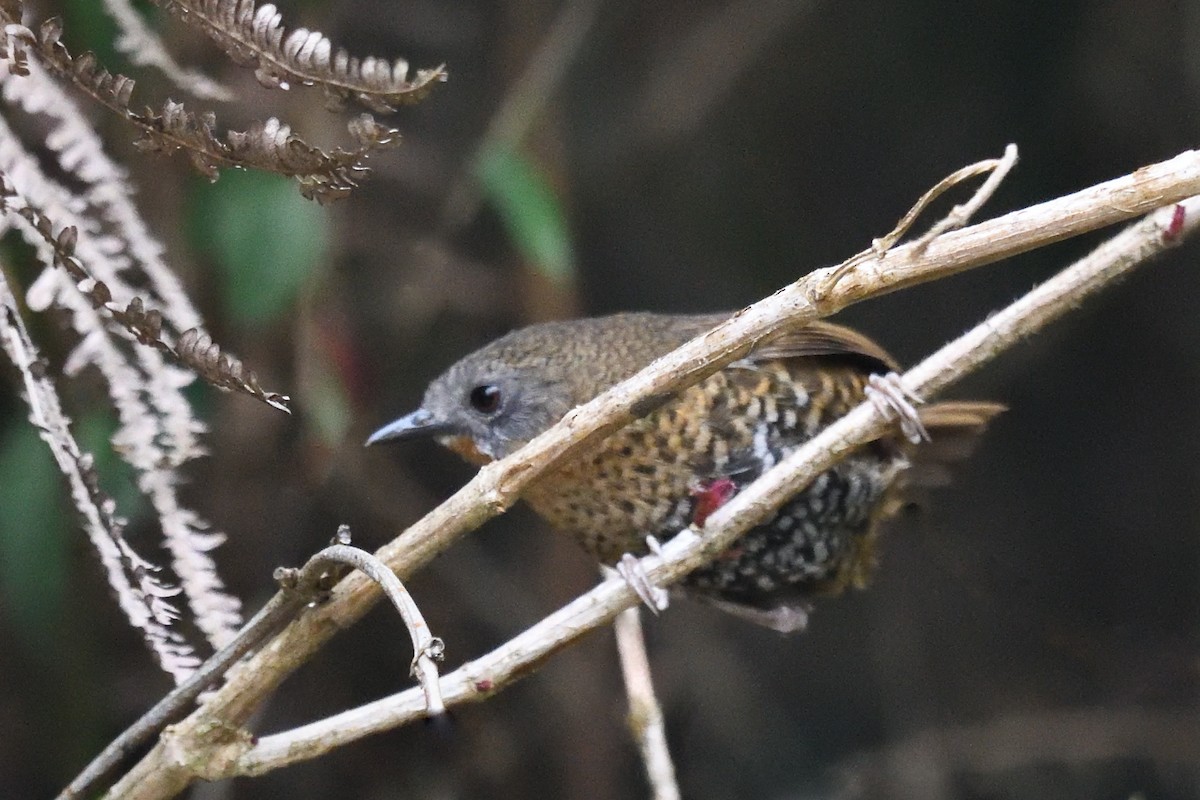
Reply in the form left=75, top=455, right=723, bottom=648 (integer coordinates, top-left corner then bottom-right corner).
left=613, top=607, right=680, bottom=800
left=912, top=143, right=1020, bottom=250
left=875, top=146, right=1014, bottom=255
left=223, top=197, right=1196, bottom=778
left=58, top=591, right=305, bottom=800
left=290, top=528, right=446, bottom=716
left=59, top=537, right=343, bottom=800
left=827, top=143, right=1019, bottom=293
left=102, top=149, right=1200, bottom=800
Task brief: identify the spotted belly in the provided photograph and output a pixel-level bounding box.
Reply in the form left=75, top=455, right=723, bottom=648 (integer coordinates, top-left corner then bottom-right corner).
left=681, top=454, right=898, bottom=603
left=524, top=360, right=903, bottom=601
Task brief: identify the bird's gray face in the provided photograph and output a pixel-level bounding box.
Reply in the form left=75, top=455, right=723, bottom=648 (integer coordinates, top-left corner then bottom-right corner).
left=366, top=358, right=575, bottom=461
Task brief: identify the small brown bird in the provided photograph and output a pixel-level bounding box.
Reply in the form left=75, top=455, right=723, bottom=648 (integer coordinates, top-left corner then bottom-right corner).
left=368, top=312, right=1002, bottom=631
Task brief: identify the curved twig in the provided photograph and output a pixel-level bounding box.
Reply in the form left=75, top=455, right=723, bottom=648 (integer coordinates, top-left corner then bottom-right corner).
left=292, top=533, right=446, bottom=716
left=826, top=143, right=1019, bottom=292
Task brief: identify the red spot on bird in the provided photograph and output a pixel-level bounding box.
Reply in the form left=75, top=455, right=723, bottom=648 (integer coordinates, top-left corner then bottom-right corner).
left=1164, top=204, right=1186, bottom=243
left=691, top=477, right=737, bottom=527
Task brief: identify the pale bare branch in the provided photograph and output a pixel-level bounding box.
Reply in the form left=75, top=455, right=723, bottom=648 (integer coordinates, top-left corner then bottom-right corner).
left=100, top=149, right=1200, bottom=798
left=56, top=586, right=305, bottom=800
left=614, top=607, right=680, bottom=800
left=223, top=196, right=1195, bottom=779
left=59, top=524, right=443, bottom=800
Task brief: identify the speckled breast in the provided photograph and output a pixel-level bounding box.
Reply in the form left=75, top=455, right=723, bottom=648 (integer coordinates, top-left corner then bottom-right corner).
left=523, top=359, right=907, bottom=601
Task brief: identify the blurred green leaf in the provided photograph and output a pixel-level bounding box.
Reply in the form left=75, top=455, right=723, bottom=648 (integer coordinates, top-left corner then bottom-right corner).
left=477, top=145, right=575, bottom=284
left=0, top=410, right=146, bottom=649
left=0, top=421, right=70, bottom=645
left=189, top=170, right=330, bottom=326
left=62, top=0, right=125, bottom=70
left=307, top=362, right=352, bottom=447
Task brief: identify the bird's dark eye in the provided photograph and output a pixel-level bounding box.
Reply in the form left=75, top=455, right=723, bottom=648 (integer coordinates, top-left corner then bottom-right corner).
left=468, top=384, right=502, bottom=414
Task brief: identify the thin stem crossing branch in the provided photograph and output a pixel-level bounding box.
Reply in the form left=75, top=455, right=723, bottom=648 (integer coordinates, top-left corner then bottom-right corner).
left=287, top=534, right=447, bottom=716
left=614, top=607, right=680, bottom=800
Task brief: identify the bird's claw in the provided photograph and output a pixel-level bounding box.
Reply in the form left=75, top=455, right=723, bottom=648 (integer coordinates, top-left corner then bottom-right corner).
left=865, top=372, right=929, bottom=444
left=614, top=542, right=669, bottom=613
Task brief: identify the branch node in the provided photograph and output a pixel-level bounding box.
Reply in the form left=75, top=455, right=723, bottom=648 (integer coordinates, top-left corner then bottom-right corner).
left=272, top=566, right=299, bottom=590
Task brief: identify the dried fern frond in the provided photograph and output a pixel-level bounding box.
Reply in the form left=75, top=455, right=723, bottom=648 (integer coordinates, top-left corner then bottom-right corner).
left=156, top=0, right=446, bottom=112
left=0, top=83, right=248, bottom=648
left=0, top=272, right=201, bottom=683
left=0, top=181, right=291, bottom=412
left=175, top=327, right=291, bottom=413
left=103, top=0, right=233, bottom=101
left=1, top=16, right=402, bottom=202
left=3, top=188, right=250, bottom=648
left=2, top=59, right=205, bottom=335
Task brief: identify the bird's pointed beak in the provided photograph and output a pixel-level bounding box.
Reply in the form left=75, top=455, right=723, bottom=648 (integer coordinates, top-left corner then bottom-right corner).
left=365, top=409, right=453, bottom=446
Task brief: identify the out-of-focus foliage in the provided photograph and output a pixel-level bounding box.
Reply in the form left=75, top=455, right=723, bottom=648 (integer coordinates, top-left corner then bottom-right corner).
left=0, top=420, right=70, bottom=642
left=189, top=170, right=330, bottom=326
left=478, top=144, right=576, bottom=285
left=0, top=411, right=141, bottom=644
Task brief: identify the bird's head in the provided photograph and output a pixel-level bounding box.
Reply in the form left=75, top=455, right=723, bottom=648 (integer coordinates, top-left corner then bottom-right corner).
left=365, top=313, right=724, bottom=461
left=365, top=354, right=573, bottom=462
left=365, top=320, right=604, bottom=461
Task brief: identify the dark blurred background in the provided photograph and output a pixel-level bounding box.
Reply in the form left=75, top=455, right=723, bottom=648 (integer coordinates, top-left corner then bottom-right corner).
left=2, top=0, right=1199, bottom=797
